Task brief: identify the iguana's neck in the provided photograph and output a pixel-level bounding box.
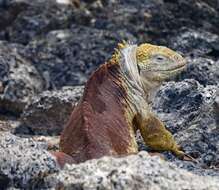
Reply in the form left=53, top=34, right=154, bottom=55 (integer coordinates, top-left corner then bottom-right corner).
left=116, top=44, right=162, bottom=104
left=84, top=44, right=154, bottom=118
left=106, top=47, right=148, bottom=116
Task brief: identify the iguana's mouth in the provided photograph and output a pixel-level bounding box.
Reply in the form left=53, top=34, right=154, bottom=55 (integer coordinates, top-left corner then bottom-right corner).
left=163, top=65, right=186, bottom=73
left=159, top=62, right=186, bottom=73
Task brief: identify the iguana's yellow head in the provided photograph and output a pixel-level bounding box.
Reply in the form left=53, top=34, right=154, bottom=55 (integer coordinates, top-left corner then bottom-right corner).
left=114, top=42, right=186, bottom=92
left=136, top=43, right=186, bottom=82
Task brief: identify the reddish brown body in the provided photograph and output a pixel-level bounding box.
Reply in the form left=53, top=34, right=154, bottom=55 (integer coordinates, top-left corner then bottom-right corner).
left=60, top=62, right=137, bottom=163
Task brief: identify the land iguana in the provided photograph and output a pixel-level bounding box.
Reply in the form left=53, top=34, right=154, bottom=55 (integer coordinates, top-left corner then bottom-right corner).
left=59, top=42, right=192, bottom=164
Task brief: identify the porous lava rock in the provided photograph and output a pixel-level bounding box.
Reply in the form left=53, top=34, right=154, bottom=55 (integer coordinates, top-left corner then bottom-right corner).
left=0, top=132, right=59, bottom=189
left=20, top=86, right=83, bottom=135
left=152, top=79, right=219, bottom=174
left=0, top=41, right=44, bottom=115
left=45, top=151, right=219, bottom=190
left=22, top=27, right=136, bottom=88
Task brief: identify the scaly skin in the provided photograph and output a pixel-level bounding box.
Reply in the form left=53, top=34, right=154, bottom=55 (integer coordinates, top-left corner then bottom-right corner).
left=59, top=42, right=188, bottom=163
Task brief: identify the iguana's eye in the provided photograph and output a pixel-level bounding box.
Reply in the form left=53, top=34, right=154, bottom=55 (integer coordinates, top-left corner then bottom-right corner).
left=151, top=55, right=168, bottom=64
left=154, top=55, right=166, bottom=62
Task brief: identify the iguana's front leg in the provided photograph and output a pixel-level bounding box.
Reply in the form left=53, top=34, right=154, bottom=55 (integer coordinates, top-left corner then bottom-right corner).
left=134, top=112, right=185, bottom=158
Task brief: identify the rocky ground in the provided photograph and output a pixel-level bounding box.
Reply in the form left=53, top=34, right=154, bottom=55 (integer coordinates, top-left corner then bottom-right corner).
left=0, top=0, right=218, bottom=189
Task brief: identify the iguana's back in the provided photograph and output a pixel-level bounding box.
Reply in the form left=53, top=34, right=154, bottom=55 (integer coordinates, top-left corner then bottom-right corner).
left=60, top=62, right=138, bottom=163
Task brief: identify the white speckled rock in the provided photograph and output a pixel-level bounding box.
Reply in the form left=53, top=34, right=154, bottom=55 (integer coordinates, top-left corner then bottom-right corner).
left=0, top=132, right=59, bottom=189
left=45, top=152, right=219, bottom=190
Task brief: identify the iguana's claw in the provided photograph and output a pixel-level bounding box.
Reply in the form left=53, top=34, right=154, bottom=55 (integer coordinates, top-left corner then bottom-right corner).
left=175, top=149, right=198, bottom=163
left=174, top=147, right=198, bottom=163
left=182, top=153, right=198, bottom=164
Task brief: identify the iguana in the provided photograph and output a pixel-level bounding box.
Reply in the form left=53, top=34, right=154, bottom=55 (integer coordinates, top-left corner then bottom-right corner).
left=59, top=42, right=191, bottom=164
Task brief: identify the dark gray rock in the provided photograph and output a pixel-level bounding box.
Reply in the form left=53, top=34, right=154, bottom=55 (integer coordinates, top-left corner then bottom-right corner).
left=0, top=1, right=28, bottom=32
left=179, top=57, right=219, bottom=86
left=214, top=90, right=219, bottom=127
left=0, top=0, right=219, bottom=46
left=22, top=27, right=136, bottom=88
left=0, top=41, right=44, bottom=115
left=20, top=86, right=83, bottom=135
left=168, top=29, right=219, bottom=58
left=0, top=0, right=75, bottom=44
left=2, top=0, right=218, bottom=52
left=1, top=0, right=219, bottom=45
left=45, top=151, right=219, bottom=190
left=152, top=79, right=219, bottom=173
left=76, top=0, right=219, bottom=44
left=0, top=132, right=59, bottom=189
left=168, top=30, right=219, bottom=86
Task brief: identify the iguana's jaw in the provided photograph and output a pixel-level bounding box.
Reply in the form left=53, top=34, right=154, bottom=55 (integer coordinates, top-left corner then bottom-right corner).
left=159, top=61, right=186, bottom=72
left=137, top=60, right=186, bottom=99
left=154, top=60, right=186, bottom=79
left=139, top=61, right=186, bottom=93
